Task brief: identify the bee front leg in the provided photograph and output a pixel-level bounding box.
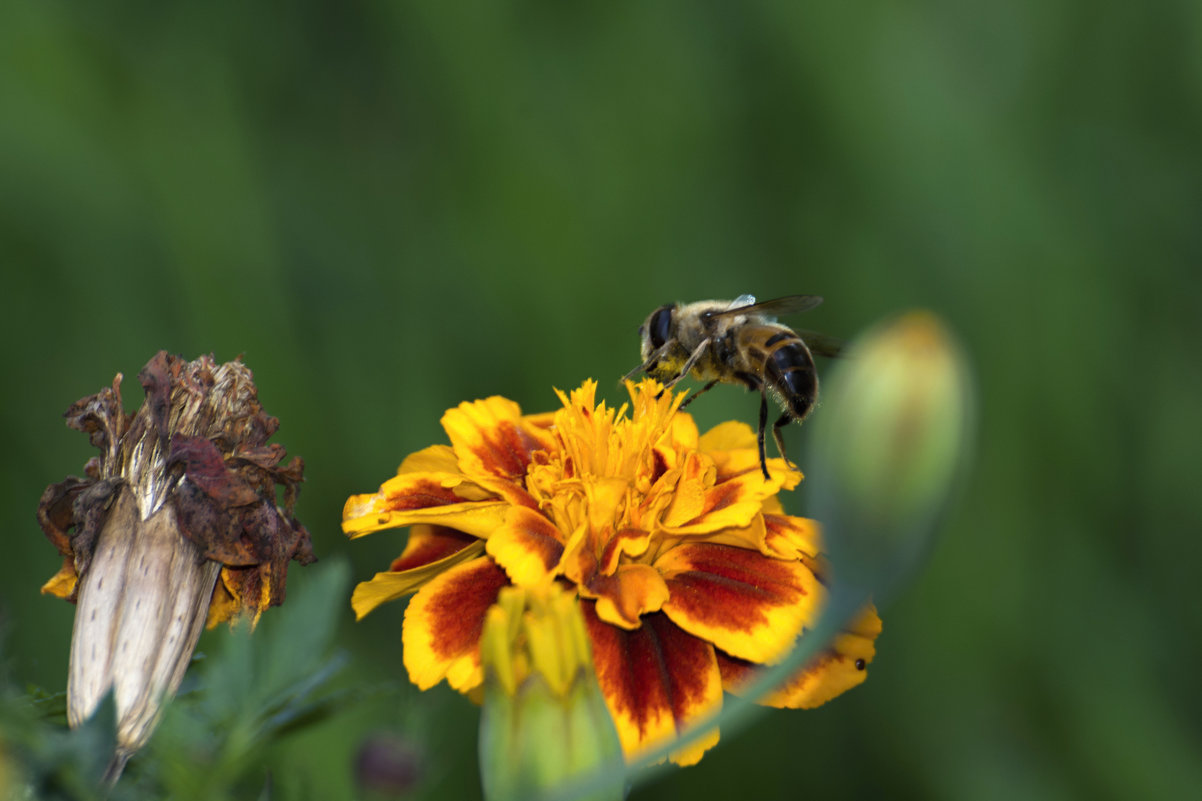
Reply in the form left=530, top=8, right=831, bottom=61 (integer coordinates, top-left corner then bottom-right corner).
left=678, top=380, right=718, bottom=410
left=654, top=339, right=712, bottom=398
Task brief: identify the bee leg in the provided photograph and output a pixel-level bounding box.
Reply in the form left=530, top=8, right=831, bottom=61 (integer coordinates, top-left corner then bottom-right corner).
left=757, top=390, right=771, bottom=481
left=655, top=339, right=712, bottom=398
left=772, top=412, right=798, bottom=471
left=678, top=380, right=718, bottom=410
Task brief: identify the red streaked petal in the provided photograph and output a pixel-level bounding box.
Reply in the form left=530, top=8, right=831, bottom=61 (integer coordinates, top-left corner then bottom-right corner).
left=657, top=543, right=822, bottom=664
left=716, top=606, right=882, bottom=708
left=390, top=525, right=480, bottom=572
left=485, top=506, right=566, bottom=586
left=441, top=396, right=555, bottom=483
left=402, top=557, right=509, bottom=692
left=583, top=604, right=722, bottom=766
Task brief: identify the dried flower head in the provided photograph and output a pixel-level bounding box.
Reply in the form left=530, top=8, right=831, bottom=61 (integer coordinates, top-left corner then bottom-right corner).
left=37, top=351, right=315, bottom=775
left=345, top=379, right=879, bottom=766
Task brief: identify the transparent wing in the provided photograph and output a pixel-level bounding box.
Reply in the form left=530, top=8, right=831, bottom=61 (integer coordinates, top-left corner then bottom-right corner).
left=711, top=294, right=824, bottom=319
left=797, top=329, right=844, bottom=358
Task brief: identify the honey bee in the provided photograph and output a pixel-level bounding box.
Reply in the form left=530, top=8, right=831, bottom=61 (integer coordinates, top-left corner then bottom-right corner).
left=623, top=294, right=842, bottom=480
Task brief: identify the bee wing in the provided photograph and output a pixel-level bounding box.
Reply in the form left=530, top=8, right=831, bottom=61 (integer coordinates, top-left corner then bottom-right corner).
left=712, top=294, right=824, bottom=319
left=797, top=329, right=845, bottom=358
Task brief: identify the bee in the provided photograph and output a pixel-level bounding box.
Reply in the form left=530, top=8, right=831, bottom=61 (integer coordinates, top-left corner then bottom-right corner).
left=623, top=294, right=842, bottom=480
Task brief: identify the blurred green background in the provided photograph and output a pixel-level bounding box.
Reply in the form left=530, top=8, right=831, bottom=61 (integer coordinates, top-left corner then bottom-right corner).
left=3, top=1, right=1201, bottom=799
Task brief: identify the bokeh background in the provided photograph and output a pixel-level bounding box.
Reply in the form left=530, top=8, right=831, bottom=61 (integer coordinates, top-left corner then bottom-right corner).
left=3, top=2, right=1201, bottom=799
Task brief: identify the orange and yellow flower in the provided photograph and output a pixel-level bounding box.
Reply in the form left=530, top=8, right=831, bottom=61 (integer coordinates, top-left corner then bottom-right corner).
left=344, top=380, right=880, bottom=765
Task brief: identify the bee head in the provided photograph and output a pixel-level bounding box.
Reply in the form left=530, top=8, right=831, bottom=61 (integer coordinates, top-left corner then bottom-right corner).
left=640, top=304, right=675, bottom=361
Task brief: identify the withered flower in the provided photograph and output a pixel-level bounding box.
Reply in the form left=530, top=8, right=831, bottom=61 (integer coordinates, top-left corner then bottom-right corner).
left=37, top=351, right=315, bottom=778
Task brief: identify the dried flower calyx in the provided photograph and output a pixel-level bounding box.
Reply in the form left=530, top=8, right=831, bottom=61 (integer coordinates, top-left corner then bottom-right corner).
left=39, top=350, right=316, bottom=624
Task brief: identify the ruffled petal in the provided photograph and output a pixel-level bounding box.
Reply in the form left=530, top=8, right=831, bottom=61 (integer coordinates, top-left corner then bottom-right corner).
left=657, top=543, right=822, bottom=664
left=588, top=564, right=671, bottom=630
left=583, top=605, right=721, bottom=766
left=659, top=460, right=789, bottom=536
left=485, top=506, right=566, bottom=586
left=402, top=557, right=510, bottom=692
left=441, top=396, right=555, bottom=484
left=717, top=607, right=882, bottom=708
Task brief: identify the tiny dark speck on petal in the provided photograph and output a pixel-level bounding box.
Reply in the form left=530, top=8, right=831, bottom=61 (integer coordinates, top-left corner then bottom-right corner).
left=97, top=578, right=104, bottom=589
left=855, top=659, right=866, bottom=670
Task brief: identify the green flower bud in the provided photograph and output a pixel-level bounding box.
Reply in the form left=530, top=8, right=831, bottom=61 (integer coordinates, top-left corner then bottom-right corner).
left=478, top=585, right=625, bottom=801
left=808, top=311, right=974, bottom=600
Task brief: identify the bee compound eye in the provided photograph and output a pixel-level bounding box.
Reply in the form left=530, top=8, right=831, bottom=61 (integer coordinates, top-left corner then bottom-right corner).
left=649, top=306, right=673, bottom=350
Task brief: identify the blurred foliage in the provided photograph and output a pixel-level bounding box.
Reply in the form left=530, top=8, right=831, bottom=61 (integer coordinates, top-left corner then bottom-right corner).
left=2, top=1, right=1200, bottom=799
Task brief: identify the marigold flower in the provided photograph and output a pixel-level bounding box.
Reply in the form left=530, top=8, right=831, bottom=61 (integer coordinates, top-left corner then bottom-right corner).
left=38, top=351, right=315, bottom=775
left=344, top=379, right=879, bottom=765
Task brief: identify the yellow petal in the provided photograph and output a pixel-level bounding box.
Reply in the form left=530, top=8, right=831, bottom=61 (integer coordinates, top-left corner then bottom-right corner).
left=351, top=539, right=487, bottom=620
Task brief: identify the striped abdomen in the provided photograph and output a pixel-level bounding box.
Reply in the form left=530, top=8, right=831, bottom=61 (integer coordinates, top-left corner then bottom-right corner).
left=739, top=326, right=817, bottom=420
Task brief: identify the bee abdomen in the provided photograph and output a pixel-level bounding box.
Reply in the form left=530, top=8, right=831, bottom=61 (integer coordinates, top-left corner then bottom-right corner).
left=764, top=336, right=816, bottom=418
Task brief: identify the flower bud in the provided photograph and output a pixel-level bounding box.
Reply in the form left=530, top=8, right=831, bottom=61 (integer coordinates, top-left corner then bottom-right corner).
left=808, top=312, right=973, bottom=600
left=478, top=585, right=625, bottom=801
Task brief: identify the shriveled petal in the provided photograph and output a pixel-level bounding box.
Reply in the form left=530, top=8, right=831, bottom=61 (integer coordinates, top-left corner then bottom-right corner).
left=403, top=557, right=509, bottom=692
left=485, top=506, right=566, bottom=587
left=441, top=396, right=555, bottom=484
left=588, top=564, right=671, bottom=630
left=657, top=543, right=822, bottom=664
left=40, top=559, right=78, bottom=600
left=717, top=607, right=882, bottom=708
left=352, top=538, right=487, bottom=620
left=342, top=472, right=509, bottom=540
left=583, top=605, right=721, bottom=766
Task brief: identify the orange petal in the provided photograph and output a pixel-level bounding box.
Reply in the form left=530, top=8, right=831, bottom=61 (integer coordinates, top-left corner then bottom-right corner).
left=698, top=420, right=757, bottom=452
left=485, top=506, right=566, bottom=586
left=657, top=543, right=822, bottom=664
left=717, top=606, right=882, bottom=708
left=402, top=556, right=510, bottom=692
left=588, top=564, right=671, bottom=630
left=441, top=396, right=555, bottom=484
left=583, top=605, right=722, bottom=766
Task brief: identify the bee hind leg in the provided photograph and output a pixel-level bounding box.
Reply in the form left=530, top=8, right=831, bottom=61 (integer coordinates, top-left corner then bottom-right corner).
left=757, top=391, right=771, bottom=481
left=772, top=413, right=798, bottom=472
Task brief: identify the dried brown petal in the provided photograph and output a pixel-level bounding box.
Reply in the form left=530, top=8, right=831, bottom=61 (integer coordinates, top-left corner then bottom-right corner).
left=36, top=350, right=315, bottom=775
